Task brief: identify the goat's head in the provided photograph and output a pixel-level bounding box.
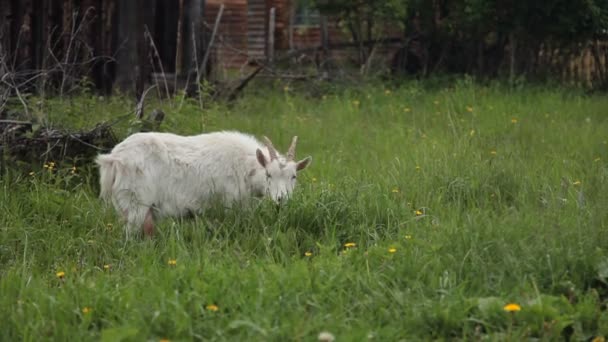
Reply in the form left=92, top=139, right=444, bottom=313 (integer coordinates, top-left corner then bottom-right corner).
left=255, top=136, right=312, bottom=204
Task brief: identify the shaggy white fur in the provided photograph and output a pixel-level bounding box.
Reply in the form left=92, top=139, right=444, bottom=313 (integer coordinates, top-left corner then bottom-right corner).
left=96, top=131, right=311, bottom=238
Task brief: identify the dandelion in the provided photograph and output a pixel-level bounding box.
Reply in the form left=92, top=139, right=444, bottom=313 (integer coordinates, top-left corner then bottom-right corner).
left=503, top=303, right=521, bottom=312
left=403, top=107, right=411, bottom=112
left=594, top=157, right=601, bottom=162
left=469, top=129, right=475, bottom=137
left=103, top=264, right=111, bottom=271
left=206, top=304, right=219, bottom=312
left=168, top=259, right=177, bottom=266
left=283, top=85, right=290, bottom=92
left=106, top=223, right=113, bottom=230
left=344, top=242, right=356, bottom=248
left=511, top=118, right=518, bottom=124
left=415, top=210, right=423, bottom=216
left=384, top=89, right=391, bottom=95
left=312, top=177, right=317, bottom=182
left=56, top=271, right=65, bottom=279
left=490, top=150, right=497, bottom=155
left=415, top=165, right=421, bottom=171
left=322, top=95, right=327, bottom=100
left=405, top=235, right=412, bottom=240
left=304, top=251, right=313, bottom=257
left=421, top=134, right=427, bottom=139
left=573, top=180, right=581, bottom=186
left=592, top=336, right=606, bottom=342
left=45, top=161, right=55, bottom=170
left=388, top=248, right=397, bottom=253
left=82, top=307, right=92, bottom=314
left=29, top=171, right=35, bottom=176
left=391, top=188, right=399, bottom=193
left=466, top=106, right=473, bottom=112
left=353, top=100, right=360, bottom=106
left=433, top=100, right=439, bottom=105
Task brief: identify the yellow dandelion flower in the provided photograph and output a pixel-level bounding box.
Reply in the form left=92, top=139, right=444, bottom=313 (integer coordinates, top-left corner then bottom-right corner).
left=43, top=164, right=49, bottom=169
left=388, top=248, right=397, bottom=253
left=490, top=150, right=497, bottom=155
left=503, top=303, right=521, bottom=312
left=304, top=251, right=313, bottom=257
left=421, top=134, right=427, bottom=139
left=433, top=100, right=439, bottom=105
left=206, top=304, right=219, bottom=312
left=403, top=107, right=411, bottom=112
left=469, top=129, right=475, bottom=137
left=344, top=242, right=356, bottom=248
left=283, top=85, right=289, bottom=92
left=573, top=180, right=581, bottom=186
left=82, top=307, right=91, bottom=314
left=592, top=336, right=606, bottom=342
left=384, top=89, right=391, bottom=95
left=466, top=106, right=473, bottom=112
left=415, top=165, right=421, bottom=171
left=312, top=177, right=317, bottom=182
left=511, top=118, right=518, bottom=124
left=322, top=95, right=327, bottom=100
left=415, top=210, right=423, bottom=216
left=168, top=259, right=177, bottom=266
left=103, top=264, right=111, bottom=270
left=594, top=157, right=601, bottom=162
left=391, top=188, right=399, bottom=193
left=405, top=235, right=412, bottom=240
left=56, top=271, right=65, bottom=279
left=353, top=100, right=360, bottom=106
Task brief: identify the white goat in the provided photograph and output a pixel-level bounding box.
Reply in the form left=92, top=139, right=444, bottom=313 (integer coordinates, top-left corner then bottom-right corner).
left=96, top=131, right=312, bottom=238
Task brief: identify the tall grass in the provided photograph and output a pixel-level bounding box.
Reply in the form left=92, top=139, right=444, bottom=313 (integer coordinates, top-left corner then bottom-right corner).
left=1, top=80, right=608, bottom=341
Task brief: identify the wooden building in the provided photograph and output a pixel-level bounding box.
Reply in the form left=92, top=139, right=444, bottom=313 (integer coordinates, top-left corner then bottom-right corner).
left=0, top=0, right=401, bottom=95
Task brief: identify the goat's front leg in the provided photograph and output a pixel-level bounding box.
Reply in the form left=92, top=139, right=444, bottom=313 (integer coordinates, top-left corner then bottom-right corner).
left=143, top=208, right=154, bottom=237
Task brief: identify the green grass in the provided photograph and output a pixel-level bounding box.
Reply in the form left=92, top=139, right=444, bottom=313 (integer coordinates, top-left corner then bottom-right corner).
left=2, top=79, right=608, bottom=341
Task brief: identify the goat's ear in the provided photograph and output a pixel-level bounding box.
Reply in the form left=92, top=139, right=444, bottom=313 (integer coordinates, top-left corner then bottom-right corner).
left=296, top=156, right=312, bottom=171
left=256, top=148, right=267, bottom=167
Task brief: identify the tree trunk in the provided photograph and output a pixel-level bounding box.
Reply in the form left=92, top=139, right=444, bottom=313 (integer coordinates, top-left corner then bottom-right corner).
left=182, top=0, right=204, bottom=81
left=509, top=32, right=517, bottom=82
left=115, top=0, right=146, bottom=96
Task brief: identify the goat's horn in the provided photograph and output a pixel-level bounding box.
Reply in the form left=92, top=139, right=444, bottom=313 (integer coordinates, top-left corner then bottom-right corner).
left=262, top=136, right=278, bottom=160
left=287, top=136, right=298, bottom=161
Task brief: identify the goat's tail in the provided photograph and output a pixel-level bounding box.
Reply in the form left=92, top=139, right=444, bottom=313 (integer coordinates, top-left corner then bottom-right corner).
left=95, top=154, right=119, bottom=202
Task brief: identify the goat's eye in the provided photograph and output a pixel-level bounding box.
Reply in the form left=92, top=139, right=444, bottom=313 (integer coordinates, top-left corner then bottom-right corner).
left=266, top=172, right=271, bottom=179
left=291, top=175, right=297, bottom=180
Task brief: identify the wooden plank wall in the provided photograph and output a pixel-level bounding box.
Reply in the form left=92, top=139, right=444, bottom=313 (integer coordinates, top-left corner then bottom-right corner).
left=206, top=0, right=249, bottom=70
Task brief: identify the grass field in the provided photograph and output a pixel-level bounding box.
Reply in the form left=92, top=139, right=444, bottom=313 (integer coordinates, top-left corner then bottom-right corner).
left=1, top=79, right=608, bottom=341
